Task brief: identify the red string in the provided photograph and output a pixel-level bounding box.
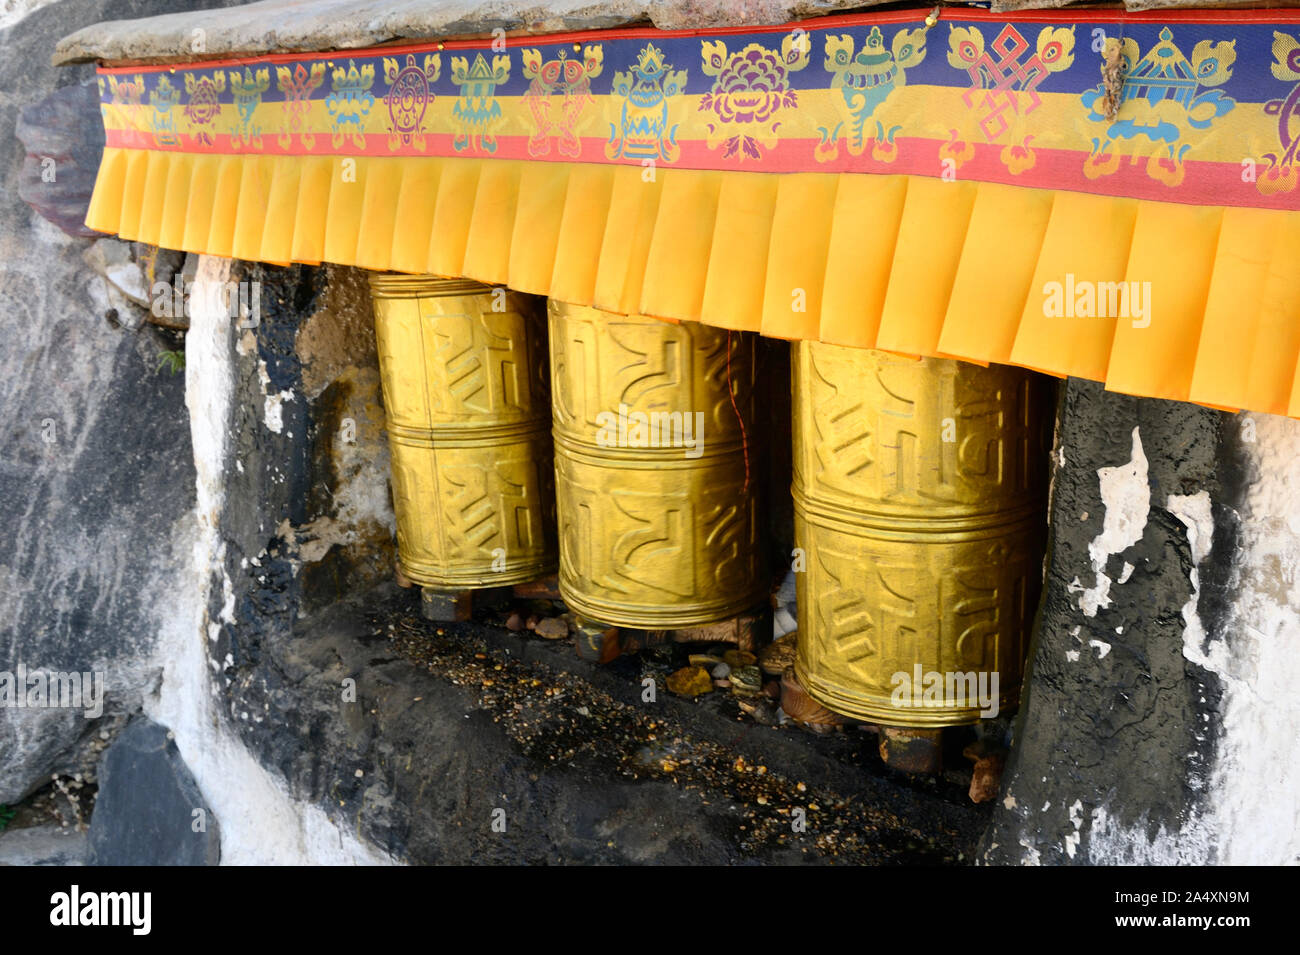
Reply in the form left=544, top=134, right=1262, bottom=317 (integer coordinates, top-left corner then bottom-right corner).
left=726, top=330, right=750, bottom=495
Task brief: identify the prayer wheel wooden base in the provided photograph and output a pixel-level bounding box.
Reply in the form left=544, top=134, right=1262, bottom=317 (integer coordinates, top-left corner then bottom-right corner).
left=548, top=300, right=766, bottom=631
left=570, top=603, right=773, bottom=664
left=370, top=274, right=557, bottom=596
left=791, top=342, right=1050, bottom=737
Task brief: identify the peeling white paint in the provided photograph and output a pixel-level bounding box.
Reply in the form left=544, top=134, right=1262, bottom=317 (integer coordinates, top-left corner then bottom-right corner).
left=263, top=389, right=294, bottom=435
left=252, top=354, right=295, bottom=435
left=1076, top=428, right=1150, bottom=617
left=1189, top=417, right=1300, bottom=864
left=150, top=256, right=394, bottom=866
left=1088, top=416, right=1300, bottom=865
left=1065, top=624, right=1082, bottom=662
left=1088, top=805, right=1213, bottom=865
left=1170, top=490, right=1217, bottom=674
left=1168, top=492, right=1214, bottom=564
left=1064, top=799, right=1084, bottom=858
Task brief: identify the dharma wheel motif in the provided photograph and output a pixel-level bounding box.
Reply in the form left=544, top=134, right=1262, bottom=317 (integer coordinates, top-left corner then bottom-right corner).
left=548, top=300, right=765, bottom=627
left=791, top=342, right=1051, bottom=727
left=370, top=274, right=556, bottom=588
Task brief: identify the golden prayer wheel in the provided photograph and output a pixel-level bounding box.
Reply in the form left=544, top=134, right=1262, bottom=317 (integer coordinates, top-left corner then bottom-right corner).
left=791, top=342, right=1050, bottom=727
left=548, top=300, right=765, bottom=628
left=369, top=274, right=556, bottom=588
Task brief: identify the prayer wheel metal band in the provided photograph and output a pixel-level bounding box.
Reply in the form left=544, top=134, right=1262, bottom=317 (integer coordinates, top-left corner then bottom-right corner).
left=370, top=273, right=556, bottom=588
left=549, top=300, right=765, bottom=628
left=791, top=342, right=1050, bottom=727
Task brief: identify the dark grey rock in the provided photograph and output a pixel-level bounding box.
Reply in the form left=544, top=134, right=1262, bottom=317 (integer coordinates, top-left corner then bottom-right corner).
left=88, top=718, right=220, bottom=865
left=0, top=825, right=89, bottom=865
left=82, top=238, right=149, bottom=328
left=981, top=378, right=1241, bottom=864
left=0, top=0, right=241, bottom=804
left=218, top=581, right=988, bottom=864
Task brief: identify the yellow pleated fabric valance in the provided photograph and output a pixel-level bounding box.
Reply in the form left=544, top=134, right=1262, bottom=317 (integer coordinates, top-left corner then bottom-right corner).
left=88, top=148, right=1300, bottom=416
left=83, top=8, right=1300, bottom=417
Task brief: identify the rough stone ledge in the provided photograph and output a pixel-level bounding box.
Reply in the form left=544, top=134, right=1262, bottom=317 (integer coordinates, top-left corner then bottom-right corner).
left=53, top=0, right=887, bottom=65
left=228, top=580, right=989, bottom=864
left=0, top=826, right=89, bottom=866
left=53, top=0, right=1292, bottom=67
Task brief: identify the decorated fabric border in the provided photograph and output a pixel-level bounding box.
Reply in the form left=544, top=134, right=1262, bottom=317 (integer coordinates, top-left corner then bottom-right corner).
left=96, top=8, right=1300, bottom=210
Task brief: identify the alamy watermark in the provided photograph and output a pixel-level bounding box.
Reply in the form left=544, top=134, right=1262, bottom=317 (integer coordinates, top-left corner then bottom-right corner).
left=50, top=886, right=151, bottom=935
left=890, top=665, right=1000, bottom=718
left=1043, top=273, right=1151, bottom=328
left=0, top=664, right=105, bottom=718
left=595, top=403, right=705, bottom=459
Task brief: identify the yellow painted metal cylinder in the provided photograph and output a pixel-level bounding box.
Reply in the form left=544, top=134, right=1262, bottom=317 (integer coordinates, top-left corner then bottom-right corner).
left=548, top=300, right=765, bottom=627
left=370, top=274, right=556, bottom=588
left=791, top=342, right=1050, bottom=727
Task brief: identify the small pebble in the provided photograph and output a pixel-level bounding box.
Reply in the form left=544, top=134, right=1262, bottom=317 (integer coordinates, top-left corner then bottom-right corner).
left=534, top=617, right=569, bottom=640
left=724, top=650, right=757, bottom=669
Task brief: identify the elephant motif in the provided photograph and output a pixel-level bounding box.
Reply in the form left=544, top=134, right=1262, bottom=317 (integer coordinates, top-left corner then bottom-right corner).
left=1259, top=30, right=1300, bottom=195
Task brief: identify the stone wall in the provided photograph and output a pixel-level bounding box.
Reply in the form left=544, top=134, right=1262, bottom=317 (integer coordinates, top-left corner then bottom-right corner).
left=0, top=0, right=252, bottom=805
left=0, top=0, right=398, bottom=860
left=984, top=380, right=1300, bottom=866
